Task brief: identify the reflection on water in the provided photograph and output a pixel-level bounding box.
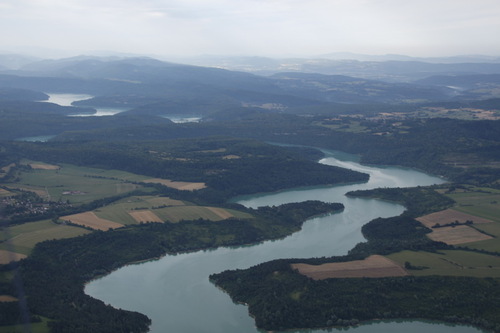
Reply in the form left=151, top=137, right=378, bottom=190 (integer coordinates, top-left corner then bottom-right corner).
left=41, top=93, right=129, bottom=116
left=41, top=93, right=93, bottom=106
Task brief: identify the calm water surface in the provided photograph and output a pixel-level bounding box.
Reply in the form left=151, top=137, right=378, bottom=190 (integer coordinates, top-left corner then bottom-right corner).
left=41, top=93, right=129, bottom=116
left=86, top=150, right=485, bottom=333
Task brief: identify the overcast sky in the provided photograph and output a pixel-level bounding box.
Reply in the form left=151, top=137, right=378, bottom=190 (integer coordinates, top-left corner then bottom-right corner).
left=1, top=0, right=500, bottom=58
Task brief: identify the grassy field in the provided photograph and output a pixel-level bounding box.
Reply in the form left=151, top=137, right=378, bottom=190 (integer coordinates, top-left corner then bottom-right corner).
left=440, top=186, right=500, bottom=252
left=388, top=185, right=500, bottom=278
left=445, top=186, right=500, bottom=222
left=0, top=188, right=12, bottom=198
left=0, top=220, right=91, bottom=255
left=2, top=163, right=145, bottom=204
left=387, top=250, right=500, bottom=277
left=93, top=195, right=186, bottom=225
left=92, top=195, right=253, bottom=224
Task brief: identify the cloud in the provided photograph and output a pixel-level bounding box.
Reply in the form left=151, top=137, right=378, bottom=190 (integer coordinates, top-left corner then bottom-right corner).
left=1, top=0, right=500, bottom=57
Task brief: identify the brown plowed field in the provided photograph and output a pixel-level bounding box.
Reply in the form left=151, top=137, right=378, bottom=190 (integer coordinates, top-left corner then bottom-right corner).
left=427, top=225, right=493, bottom=245
left=129, top=210, right=163, bottom=223
left=0, top=295, right=17, bottom=302
left=29, top=163, right=60, bottom=170
left=417, top=209, right=493, bottom=228
left=417, top=209, right=494, bottom=244
left=0, top=250, right=27, bottom=264
left=291, top=255, right=409, bottom=280
left=143, top=178, right=206, bottom=191
left=61, top=212, right=124, bottom=231
left=206, top=207, right=234, bottom=219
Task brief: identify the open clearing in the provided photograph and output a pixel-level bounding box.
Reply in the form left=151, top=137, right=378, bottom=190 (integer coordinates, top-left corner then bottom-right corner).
left=129, top=210, right=163, bottom=223
left=444, top=186, right=500, bottom=222
left=416, top=208, right=494, bottom=245
left=93, top=195, right=186, bottom=225
left=291, top=255, right=409, bottom=279
left=28, top=163, right=60, bottom=170
left=0, top=250, right=27, bottom=264
left=0, top=220, right=90, bottom=255
left=3, top=163, right=143, bottom=204
left=91, top=195, right=247, bottom=225
left=0, top=163, right=15, bottom=173
left=142, top=178, right=206, bottom=191
left=426, top=225, right=493, bottom=245
left=388, top=250, right=500, bottom=277
left=0, top=295, right=17, bottom=302
left=0, top=188, right=12, bottom=197
left=61, top=212, right=124, bottom=231
left=206, top=207, right=235, bottom=219
left=154, top=205, right=247, bottom=223
left=416, top=208, right=493, bottom=228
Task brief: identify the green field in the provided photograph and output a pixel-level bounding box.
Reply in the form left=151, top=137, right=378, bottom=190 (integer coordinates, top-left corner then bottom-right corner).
left=438, top=185, right=500, bottom=253
left=387, top=250, right=500, bottom=277
left=0, top=188, right=12, bottom=198
left=0, top=220, right=91, bottom=255
left=446, top=186, right=500, bottom=222
left=3, top=163, right=147, bottom=204
left=154, top=206, right=252, bottom=222
left=94, top=195, right=253, bottom=224
left=94, top=195, right=186, bottom=224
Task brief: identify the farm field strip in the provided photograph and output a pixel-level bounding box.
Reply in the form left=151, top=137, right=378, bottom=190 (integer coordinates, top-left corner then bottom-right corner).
left=0, top=188, right=12, bottom=197
left=416, top=208, right=493, bottom=228
left=291, top=255, right=409, bottom=279
left=0, top=295, right=17, bottom=302
left=60, top=212, right=124, bottom=231
left=142, top=178, right=206, bottom=191
left=416, top=208, right=495, bottom=245
left=5, top=164, right=143, bottom=204
left=0, top=250, right=27, bottom=265
left=387, top=250, right=500, bottom=277
left=0, top=220, right=91, bottom=256
left=155, top=206, right=230, bottom=222
left=427, top=225, right=493, bottom=245
left=28, top=163, right=60, bottom=170
left=129, top=210, right=163, bottom=223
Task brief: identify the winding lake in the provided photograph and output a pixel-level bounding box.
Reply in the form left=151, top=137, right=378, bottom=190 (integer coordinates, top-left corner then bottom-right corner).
left=85, top=150, right=485, bottom=333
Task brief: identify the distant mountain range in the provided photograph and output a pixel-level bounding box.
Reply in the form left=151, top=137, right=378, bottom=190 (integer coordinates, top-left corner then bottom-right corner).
left=0, top=53, right=499, bottom=116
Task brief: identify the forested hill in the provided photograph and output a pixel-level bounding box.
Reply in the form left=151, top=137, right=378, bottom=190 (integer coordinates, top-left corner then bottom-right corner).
left=2, top=137, right=368, bottom=201
left=47, top=114, right=500, bottom=187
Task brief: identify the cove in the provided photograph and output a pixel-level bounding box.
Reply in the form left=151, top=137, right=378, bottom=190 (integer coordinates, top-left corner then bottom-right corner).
left=85, top=149, right=485, bottom=333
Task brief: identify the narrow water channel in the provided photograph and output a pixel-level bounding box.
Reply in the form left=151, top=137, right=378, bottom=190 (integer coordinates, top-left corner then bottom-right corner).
left=85, top=150, right=485, bottom=333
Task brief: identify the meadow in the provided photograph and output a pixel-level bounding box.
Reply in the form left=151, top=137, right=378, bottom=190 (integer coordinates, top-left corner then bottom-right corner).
left=9, top=163, right=144, bottom=204
left=0, top=219, right=90, bottom=255
left=387, top=250, right=500, bottom=278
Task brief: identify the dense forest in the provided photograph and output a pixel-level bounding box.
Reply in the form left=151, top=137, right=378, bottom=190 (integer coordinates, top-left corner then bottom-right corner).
left=1, top=137, right=368, bottom=203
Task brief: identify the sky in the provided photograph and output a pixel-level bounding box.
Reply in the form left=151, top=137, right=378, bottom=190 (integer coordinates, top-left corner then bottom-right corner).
left=1, top=0, right=500, bottom=58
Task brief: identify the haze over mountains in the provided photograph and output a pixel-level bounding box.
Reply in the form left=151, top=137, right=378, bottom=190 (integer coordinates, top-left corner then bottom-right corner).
left=0, top=52, right=500, bottom=120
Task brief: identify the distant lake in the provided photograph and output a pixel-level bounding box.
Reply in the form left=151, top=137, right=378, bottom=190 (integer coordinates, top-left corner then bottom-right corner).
left=41, top=93, right=93, bottom=106
left=42, top=93, right=129, bottom=116
left=161, top=115, right=202, bottom=123
left=15, top=135, right=56, bottom=142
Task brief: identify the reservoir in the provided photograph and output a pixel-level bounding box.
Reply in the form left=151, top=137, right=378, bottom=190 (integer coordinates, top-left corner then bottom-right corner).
left=85, top=150, right=485, bottom=333
left=41, top=93, right=129, bottom=116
